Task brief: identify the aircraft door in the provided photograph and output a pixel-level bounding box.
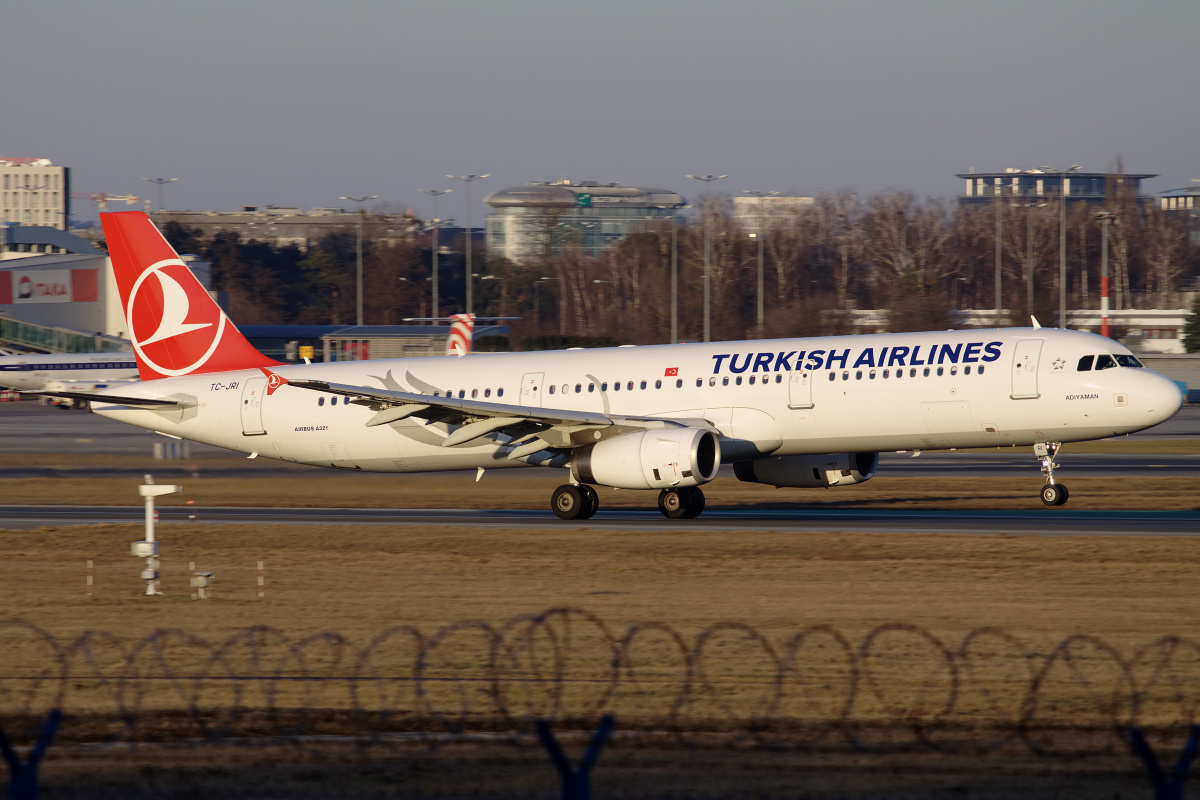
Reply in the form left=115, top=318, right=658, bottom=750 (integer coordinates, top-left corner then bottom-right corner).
left=1010, top=339, right=1043, bottom=399
left=520, top=372, right=544, bottom=408
left=240, top=377, right=267, bottom=435
left=788, top=367, right=814, bottom=409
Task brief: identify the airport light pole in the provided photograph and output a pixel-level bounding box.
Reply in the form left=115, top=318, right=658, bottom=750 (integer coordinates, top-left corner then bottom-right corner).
left=1095, top=211, right=1117, bottom=338
left=418, top=188, right=452, bottom=322
left=743, top=190, right=778, bottom=339
left=687, top=174, right=727, bottom=342
left=669, top=209, right=687, bottom=344
left=339, top=195, right=378, bottom=326
left=446, top=174, right=490, bottom=315
left=1042, top=166, right=1081, bottom=328
left=994, top=178, right=1003, bottom=319
left=141, top=177, right=178, bottom=213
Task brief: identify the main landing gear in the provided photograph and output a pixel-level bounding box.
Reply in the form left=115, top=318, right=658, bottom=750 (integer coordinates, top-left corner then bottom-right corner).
left=551, top=484, right=599, bottom=520
left=658, top=486, right=705, bottom=520
left=1035, top=442, right=1069, bottom=507
left=548, top=484, right=708, bottom=520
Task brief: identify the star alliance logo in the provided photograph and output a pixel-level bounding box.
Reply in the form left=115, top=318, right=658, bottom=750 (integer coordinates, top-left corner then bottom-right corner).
left=1052, top=358, right=1066, bottom=371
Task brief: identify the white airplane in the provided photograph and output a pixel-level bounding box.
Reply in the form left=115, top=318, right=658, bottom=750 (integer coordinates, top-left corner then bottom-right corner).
left=0, top=351, right=139, bottom=405
left=38, top=212, right=1184, bottom=519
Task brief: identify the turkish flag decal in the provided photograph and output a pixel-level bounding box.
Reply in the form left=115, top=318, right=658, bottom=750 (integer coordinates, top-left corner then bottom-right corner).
left=664, top=367, right=679, bottom=377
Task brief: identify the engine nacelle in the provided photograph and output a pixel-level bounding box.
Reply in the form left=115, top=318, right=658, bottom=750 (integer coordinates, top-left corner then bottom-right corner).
left=571, top=427, right=720, bottom=490
left=734, top=452, right=879, bottom=488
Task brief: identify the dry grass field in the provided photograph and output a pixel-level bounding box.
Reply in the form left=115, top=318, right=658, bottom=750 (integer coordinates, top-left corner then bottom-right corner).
left=2, top=520, right=1198, bottom=797
left=3, top=450, right=1199, bottom=797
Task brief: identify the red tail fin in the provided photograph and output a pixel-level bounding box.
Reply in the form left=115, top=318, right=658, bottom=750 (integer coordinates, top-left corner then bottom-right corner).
left=102, top=211, right=279, bottom=380
left=445, top=313, right=475, bottom=356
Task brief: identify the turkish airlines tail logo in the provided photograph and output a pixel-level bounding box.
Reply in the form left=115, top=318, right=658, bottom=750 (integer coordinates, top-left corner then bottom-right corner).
left=102, top=211, right=280, bottom=380
left=445, top=313, right=475, bottom=357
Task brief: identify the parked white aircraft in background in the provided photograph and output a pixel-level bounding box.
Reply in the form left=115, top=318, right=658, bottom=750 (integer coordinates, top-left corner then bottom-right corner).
left=37, top=212, right=1184, bottom=519
left=0, top=352, right=139, bottom=405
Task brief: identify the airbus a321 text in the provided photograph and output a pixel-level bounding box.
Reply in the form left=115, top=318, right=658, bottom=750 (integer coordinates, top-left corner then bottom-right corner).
left=37, top=211, right=1184, bottom=519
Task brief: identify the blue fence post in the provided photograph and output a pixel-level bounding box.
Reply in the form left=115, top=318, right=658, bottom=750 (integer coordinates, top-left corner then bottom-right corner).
left=536, top=713, right=616, bottom=800
left=1129, top=725, right=1200, bottom=800
left=0, top=709, right=63, bottom=800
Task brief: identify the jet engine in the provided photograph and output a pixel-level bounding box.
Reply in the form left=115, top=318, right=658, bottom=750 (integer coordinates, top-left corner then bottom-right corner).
left=571, top=427, right=720, bottom=490
left=734, top=452, right=879, bottom=488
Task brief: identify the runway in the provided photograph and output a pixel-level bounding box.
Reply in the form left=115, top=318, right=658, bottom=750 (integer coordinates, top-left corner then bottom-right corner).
left=2, top=503, right=1198, bottom=535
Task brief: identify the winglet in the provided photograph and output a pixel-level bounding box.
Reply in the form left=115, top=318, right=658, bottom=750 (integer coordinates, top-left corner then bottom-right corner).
left=1031, top=316, right=1042, bottom=329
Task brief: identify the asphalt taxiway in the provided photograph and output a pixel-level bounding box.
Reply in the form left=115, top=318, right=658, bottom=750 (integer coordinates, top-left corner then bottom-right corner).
left=1, top=504, right=1197, bottom=536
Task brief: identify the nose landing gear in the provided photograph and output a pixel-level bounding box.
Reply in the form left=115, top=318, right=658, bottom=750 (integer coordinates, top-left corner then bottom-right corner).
left=1035, top=442, right=1069, bottom=506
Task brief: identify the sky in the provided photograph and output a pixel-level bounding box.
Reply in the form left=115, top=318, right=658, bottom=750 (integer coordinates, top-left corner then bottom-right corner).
left=2, top=0, right=1197, bottom=225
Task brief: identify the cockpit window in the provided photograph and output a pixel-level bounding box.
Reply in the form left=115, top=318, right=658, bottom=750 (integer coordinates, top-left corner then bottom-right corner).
left=1077, top=355, right=1094, bottom=372
left=1115, top=354, right=1143, bottom=368
left=1094, top=354, right=1116, bottom=370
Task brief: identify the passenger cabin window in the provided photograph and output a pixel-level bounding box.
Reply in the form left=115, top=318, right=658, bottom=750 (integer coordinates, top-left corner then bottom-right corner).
left=1095, top=355, right=1116, bottom=370
left=1077, top=355, right=1094, bottom=371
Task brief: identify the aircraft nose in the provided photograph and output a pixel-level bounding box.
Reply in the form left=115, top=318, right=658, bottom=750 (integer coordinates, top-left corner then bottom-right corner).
left=1142, top=371, right=1185, bottom=424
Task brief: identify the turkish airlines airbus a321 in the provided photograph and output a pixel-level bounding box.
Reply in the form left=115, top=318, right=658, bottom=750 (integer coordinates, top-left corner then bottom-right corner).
left=37, top=211, right=1184, bottom=519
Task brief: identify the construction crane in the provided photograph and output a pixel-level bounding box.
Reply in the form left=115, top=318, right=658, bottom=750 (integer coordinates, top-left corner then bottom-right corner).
left=69, top=192, right=141, bottom=213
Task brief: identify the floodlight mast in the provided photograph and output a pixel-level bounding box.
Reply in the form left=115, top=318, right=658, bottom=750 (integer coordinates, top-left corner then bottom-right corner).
left=339, top=195, right=379, bottom=326
left=419, top=188, right=452, bottom=322
left=743, top=190, right=779, bottom=338
left=1041, top=165, right=1081, bottom=328
left=687, top=174, right=728, bottom=342
left=447, top=174, right=490, bottom=315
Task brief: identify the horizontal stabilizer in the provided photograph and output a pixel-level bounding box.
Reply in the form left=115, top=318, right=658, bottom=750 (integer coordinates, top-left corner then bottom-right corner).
left=23, top=390, right=193, bottom=408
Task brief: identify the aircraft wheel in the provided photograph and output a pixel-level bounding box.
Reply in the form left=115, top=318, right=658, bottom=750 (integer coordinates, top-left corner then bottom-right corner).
left=658, top=488, right=689, bottom=520
left=681, top=486, right=706, bottom=519
left=579, top=485, right=599, bottom=520
left=1055, top=484, right=1069, bottom=506
left=1040, top=484, right=1066, bottom=507
left=552, top=484, right=586, bottom=520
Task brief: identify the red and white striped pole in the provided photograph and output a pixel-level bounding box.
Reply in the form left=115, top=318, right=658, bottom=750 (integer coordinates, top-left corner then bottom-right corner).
left=1097, top=211, right=1115, bottom=338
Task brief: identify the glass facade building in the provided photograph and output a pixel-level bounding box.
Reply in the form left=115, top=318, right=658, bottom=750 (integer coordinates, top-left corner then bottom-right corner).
left=484, top=181, right=685, bottom=264
left=956, top=168, right=1157, bottom=206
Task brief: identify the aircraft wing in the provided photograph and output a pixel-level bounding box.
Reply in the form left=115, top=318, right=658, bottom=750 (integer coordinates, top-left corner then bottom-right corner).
left=286, top=378, right=703, bottom=454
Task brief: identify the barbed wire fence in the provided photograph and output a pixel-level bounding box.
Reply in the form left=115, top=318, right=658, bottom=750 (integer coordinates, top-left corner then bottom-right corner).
left=1, top=608, right=1198, bottom=763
